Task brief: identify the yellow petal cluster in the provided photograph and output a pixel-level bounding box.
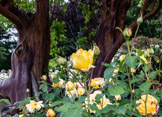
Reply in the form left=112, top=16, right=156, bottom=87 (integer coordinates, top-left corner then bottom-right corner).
left=42, top=75, right=47, bottom=80
left=46, top=109, right=55, bottom=117
left=53, top=79, right=65, bottom=88
left=120, top=55, right=126, bottom=61
left=144, top=49, right=150, bottom=57
left=140, top=55, right=148, bottom=64
left=96, top=95, right=111, bottom=110
left=130, top=68, right=136, bottom=73
left=136, top=94, right=159, bottom=115
left=65, top=81, right=75, bottom=91
left=19, top=114, right=24, bottom=117
left=84, top=91, right=111, bottom=113
left=123, top=28, right=132, bottom=38
left=90, top=78, right=105, bottom=89
left=66, top=88, right=78, bottom=98
left=26, top=100, right=44, bottom=113
left=71, top=48, right=94, bottom=72
left=115, top=95, right=121, bottom=101
left=50, top=74, right=55, bottom=79
left=66, top=82, right=85, bottom=98
left=113, top=69, right=119, bottom=74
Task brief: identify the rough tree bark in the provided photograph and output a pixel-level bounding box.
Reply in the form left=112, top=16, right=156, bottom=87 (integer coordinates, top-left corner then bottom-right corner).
left=91, top=0, right=161, bottom=78
left=0, top=0, right=51, bottom=104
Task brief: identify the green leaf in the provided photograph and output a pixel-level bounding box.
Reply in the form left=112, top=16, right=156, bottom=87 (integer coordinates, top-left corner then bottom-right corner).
left=101, top=105, right=116, bottom=113
left=0, top=99, right=10, bottom=104
left=157, top=90, right=162, bottom=98
left=63, top=107, right=83, bottom=117
left=139, top=81, right=152, bottom=92
left=51, top=101, right=64, bottom=107
left=125, top=55, right=137, bottom=68
left=119, top=64, right=126, bottom=72
left=55, top=102, right=72, bottom=112
left=115, top=106, right=127, bottom=115
left=95, top=94, right=103, bottom=103
left=108, top=85, right=125, bottom=96
left=104, top=67, right=115, bottom=79
left=136, top=49, right=144, bottom=56
left=150, top=71, right=158, bottom=80
left=131, top=78, right=141, bottom=84
left=143, top=64, right=149, bottom=72
left=40, top=84, right=48, bottom=92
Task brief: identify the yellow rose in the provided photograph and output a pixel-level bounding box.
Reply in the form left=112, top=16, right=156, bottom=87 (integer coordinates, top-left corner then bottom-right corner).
left=93, top=46, right=100, bottom=56
left=97, top=95, right=111, bottom=110
left=19, top=114, right=24, bottom=117
left=50, top=74, right=55, bottom=79
left=77, top=87, right=85, bottom=97
left=66, top=88, right=78, bottom=98
left=42, top=75, right=47, bottom=80
left=26, top=100, right=44, bottom=113
left=115, top=95, right=121, bottom=101
left=65, top=81, right=75, bottom=91
left=54, top=79, right=65, bottom=88
left=71, top=48, right=94, bottom=72
left=26, top=88, right=30, bottom=93
left=136, top=94, right=159, bottom=115
left=57, top=57, right=67, bottom=64
left=130, top=68, right=136, bottom=73
left=90, top=78, right=105, bottom=89
left=140, top=55, right=148, bottom=64
left=123, top=28, right=132, bottom=38
left=84, top=91, right=111, bottom=113
left=113, top=69, right=119, bottom=74
left=144, top=49, right=150, bottom=57
left=120, top=55, right=126, bottom=61
left=46, top=109, right=55, bottom=117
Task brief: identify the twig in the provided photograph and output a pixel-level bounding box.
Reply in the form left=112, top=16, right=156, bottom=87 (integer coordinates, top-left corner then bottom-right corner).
left=66, top=68, right=85, bottom=88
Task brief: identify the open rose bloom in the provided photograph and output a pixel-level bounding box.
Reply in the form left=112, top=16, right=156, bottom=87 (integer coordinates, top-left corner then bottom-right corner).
left=71, top=48, right=94, bottom=72
left=26, top=100, right=44, bottom=113
left=136, top=94, right=159, bottom=115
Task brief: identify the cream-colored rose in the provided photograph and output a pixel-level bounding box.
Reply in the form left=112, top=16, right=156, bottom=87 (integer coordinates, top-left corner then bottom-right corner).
left=26, top=100, right=44, bottom=113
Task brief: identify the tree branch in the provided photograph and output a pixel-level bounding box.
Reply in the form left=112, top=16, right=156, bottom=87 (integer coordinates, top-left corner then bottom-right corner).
left=101, top=0, right=107, bottom=20
left=143, top=0, right=161, bottom=20
left=97, top=0, right=161, bottom=77
left=0, top=4, right=22, bottom=29
left=50, top=0, right=56, bottom=26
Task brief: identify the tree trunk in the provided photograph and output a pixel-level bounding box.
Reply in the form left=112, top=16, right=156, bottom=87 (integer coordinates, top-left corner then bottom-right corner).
left=0, top=0, right=50, bottom=104
left=91, top=0, right=131, bottom=78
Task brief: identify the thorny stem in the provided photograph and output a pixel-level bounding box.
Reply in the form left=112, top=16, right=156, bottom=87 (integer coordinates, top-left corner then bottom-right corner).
left=87, top=68, right=94, bottom=117
left=128, top=70, right=133, bottom=117
left=145, top=94, right=148, bottom=116
left=69, top=91, right=75, bottom=103
left=66, top=67, right=85, bottom=88
left=126, top=41, right=131, bottom=56
left=84, top=77, right=90, bottom=117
